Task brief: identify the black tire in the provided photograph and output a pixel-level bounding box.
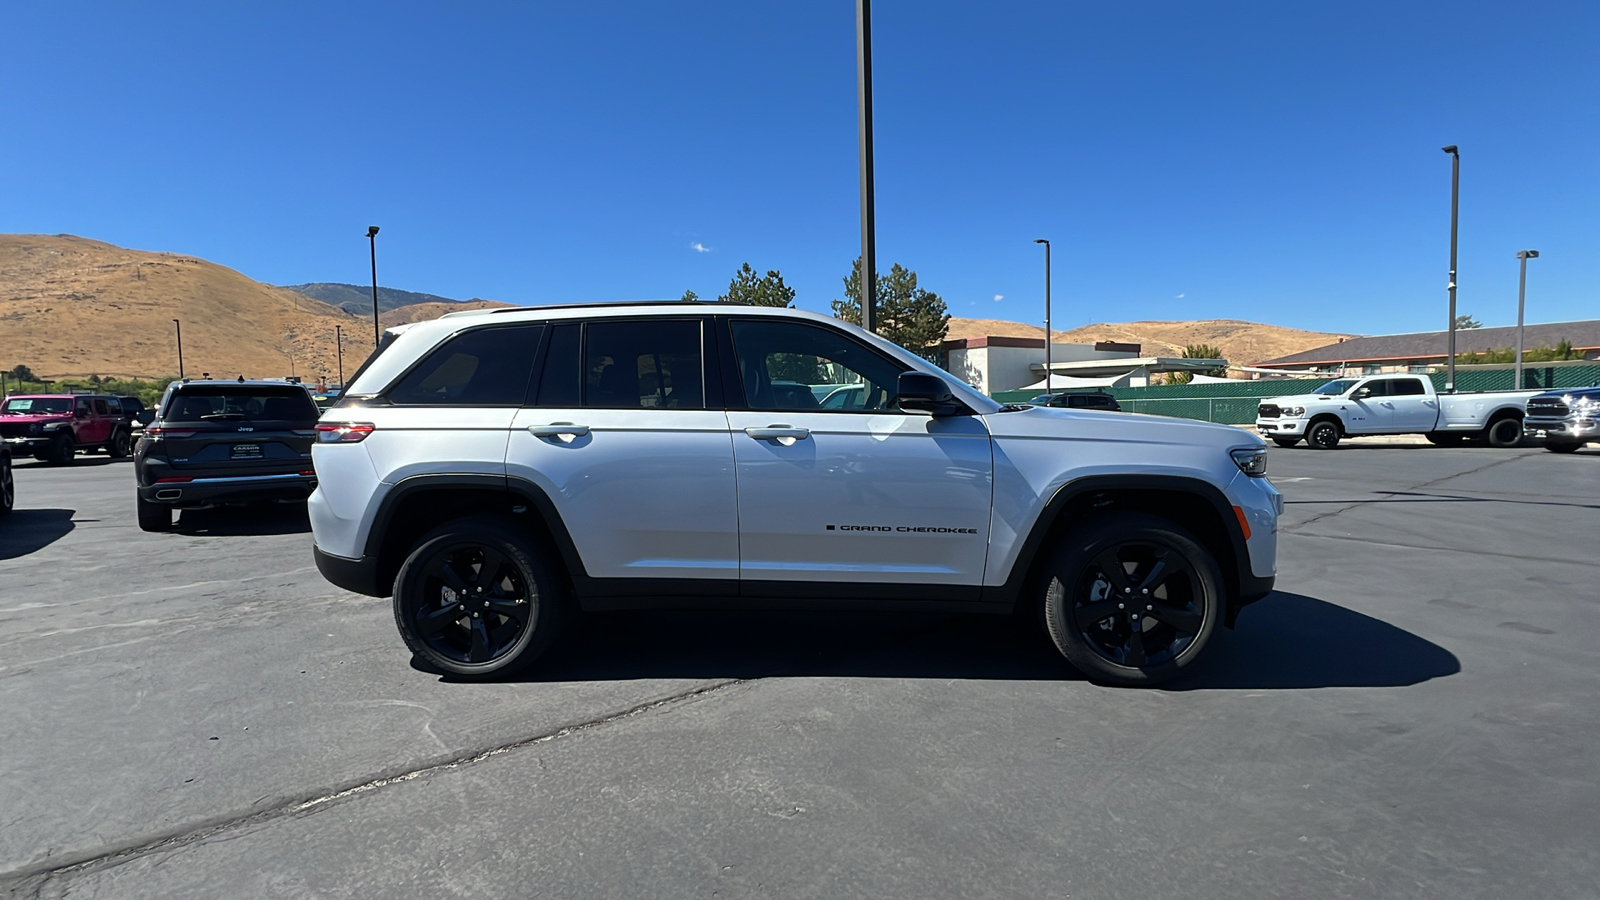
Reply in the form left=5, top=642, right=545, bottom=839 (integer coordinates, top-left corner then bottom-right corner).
left=1306, top=418, right=1342, bottom=450
left=47, top=433, right=75, bottom=466
left=393, top=516, right=563, bottom=679
left=107, top=428, right=131, bottom=459
left=1486, top=416, right=1523, bottom=448
left=1545, top=442, right=1581, bottom=454
left=1041, top=511, right=1223, bottom=687
left=1271, top=436, right=1300, bottom=448
left=136, top=494, right=172, bottom=531
left=0, top=454, right=12, bottom=517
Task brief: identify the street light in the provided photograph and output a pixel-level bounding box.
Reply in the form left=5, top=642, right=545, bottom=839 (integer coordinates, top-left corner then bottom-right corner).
left=1442, top=145, right=1460, bottom=392
left=1034, top=239, right=1052, bottom=393
left=367, top=225, right=381, bottom=348
left=335, top=324, right=344, bottom=388
left=1515, top=250, right=1540, bottom=389
left=173, top=318, right=184, bottom=379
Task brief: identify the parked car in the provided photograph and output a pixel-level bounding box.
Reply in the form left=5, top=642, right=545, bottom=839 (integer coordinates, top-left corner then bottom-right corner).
left=308, top=303, right=1279, bottom=687
left=1, top=442, right=12, bottom=516
left=117, top=395, right=154, bottom=430
left=0, top=393, right=132, bottom=464
left=133, top=380, right=321, bottom=531
left=1524, top=386, right=1599, bottom=453
left=1256, top=375, right=1543, bottom=449
left=1036, top=391, right=1123, bottom=412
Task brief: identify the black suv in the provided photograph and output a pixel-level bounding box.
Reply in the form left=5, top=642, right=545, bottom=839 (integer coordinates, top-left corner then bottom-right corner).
left=134, top=380, right=321, bottom=531
left=1033, top=391, right=1123, bottom=412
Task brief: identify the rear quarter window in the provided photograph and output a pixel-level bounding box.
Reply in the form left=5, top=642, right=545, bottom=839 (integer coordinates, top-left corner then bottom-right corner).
left=387, top=324, right=544, bottom=406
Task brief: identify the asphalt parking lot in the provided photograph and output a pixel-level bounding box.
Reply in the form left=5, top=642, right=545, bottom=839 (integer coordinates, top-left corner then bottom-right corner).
left=2, top=442, right=1597, bottom=898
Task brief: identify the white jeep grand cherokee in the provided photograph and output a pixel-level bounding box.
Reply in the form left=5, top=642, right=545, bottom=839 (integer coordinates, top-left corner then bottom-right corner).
left=310, top=303, right=1279, bottom=686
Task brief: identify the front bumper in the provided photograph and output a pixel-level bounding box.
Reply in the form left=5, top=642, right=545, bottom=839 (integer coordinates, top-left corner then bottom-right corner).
left=138, top=472, right=317, bottom=508
left=1524, top=416, right=1598, bottom=441
left=1255, top=418, right=1306, bottom=434
left=2, top=436, right=55, bottom=452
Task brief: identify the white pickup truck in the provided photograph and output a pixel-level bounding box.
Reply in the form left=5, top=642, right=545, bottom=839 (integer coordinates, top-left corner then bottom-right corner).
left=1255, top=374, right=1544, bottom=449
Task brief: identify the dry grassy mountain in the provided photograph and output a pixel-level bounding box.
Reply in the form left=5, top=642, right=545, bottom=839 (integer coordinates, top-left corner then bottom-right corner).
left=0, top=235, right=371, bottom=381
left=0, top=234, right=1351, bottom=382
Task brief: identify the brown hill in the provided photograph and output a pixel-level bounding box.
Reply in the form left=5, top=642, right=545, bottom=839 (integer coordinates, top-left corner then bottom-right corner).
left=946, top=317, right=1352, bottom=368
left=380, top=299, right=515, bottom=327
left=0, top=235, right=372, bottom=381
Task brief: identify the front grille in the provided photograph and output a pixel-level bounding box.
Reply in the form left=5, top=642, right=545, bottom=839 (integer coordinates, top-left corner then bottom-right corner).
left=0, top=422, right=35, bottom=439
left=1526, top=398, right=1569, bottom=418
left=1258, top=404, right=1282, bottom=418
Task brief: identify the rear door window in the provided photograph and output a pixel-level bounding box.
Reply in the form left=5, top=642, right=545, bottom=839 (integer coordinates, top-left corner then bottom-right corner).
left=581, top=319, right=705, bottom=409
left=1390, top=378, right=1426, bottom=396
left=387, top=324, right=544, bottom=406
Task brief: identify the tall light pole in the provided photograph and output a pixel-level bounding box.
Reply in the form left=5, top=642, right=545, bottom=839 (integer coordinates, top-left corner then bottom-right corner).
left=173, top=318, right=184, bottom=379
left=1442, top=145, right=1460, bottom=393
left=367, top=225, right=381, bottom=348
left=1034, top=239, right=1052, bottom=392
left=1515, top=250, right=1540, bottom=389
left=335, top=324, right=344, bottom=388
left=856, top=0, right=876, bottom=334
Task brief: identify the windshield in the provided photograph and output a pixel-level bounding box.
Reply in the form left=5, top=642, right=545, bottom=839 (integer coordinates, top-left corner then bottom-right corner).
left=1313, top=379, right=1358, bottom=395
left=163, top=387, right=319, bottom=422
left=3, top=397, right=72, bottom=415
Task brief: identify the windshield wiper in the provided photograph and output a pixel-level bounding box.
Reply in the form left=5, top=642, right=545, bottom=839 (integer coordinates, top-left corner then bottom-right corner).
left=199, top=413, right=248, bottom=421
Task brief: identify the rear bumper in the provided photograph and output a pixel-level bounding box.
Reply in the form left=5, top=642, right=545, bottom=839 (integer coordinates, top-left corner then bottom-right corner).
left=313, top=545, right=383, bottom=597
left=138, top=472, right=317, bottom=508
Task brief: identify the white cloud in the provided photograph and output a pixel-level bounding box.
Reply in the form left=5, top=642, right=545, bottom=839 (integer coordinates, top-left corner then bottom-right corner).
left=691, top=242, right=712, bottom=253
left=1175, top=292, right=1185, bottom=299
left=993, top=294, right=1004, bottom=302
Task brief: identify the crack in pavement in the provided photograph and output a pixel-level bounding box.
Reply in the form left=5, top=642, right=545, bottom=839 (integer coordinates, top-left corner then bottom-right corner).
left=1288, top=530, right=1600, bottom=569
left=0, top=678, right=750, bottom=896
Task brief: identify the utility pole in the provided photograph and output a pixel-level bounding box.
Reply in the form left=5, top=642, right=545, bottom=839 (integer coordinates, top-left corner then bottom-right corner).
left=1515, top=250, right=1540, bottom=389
left=1035, top=239, right=1052, bottom=392
left=856, top=0, right=876, bottom=334
left=173, top=318, right=185, bottom=379
left=335, top=324, right=344, bottom=387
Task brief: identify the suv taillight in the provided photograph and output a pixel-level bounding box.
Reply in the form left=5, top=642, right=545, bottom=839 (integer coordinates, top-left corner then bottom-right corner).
left=315, top=423, right=375, bottom=443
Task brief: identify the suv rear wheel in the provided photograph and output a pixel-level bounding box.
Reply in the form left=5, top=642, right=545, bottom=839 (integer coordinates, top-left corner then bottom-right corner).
left=1042, top=512, right=1222, bottom=686
left=393, top=516, right=563, bottom=679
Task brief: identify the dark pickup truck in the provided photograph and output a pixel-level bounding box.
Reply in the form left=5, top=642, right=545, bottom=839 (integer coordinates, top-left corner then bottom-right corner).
left=0, top=394, right=134, bottom=465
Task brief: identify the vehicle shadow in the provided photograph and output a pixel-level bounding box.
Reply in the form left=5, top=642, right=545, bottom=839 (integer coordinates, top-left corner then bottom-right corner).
left=174, top=503, right=312, bottom=537
left=0, top=509, right=77, bottom=560
left=443, top=591, right=1459, bottom=690
left=1168, top=592, right=1460, bottom=690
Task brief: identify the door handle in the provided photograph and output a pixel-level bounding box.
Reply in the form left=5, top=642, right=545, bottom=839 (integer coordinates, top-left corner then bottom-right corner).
left=527, top=422, right=590, bottom=438
left=744, top=425, right=810, bottom=441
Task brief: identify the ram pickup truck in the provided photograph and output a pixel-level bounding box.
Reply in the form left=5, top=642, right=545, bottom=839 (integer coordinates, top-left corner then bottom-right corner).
left=0, top=394, right=133, bottom=465
left=1523, top=386, right=1600, bottom=453
left=1255, top=375, right=1543, bottom=450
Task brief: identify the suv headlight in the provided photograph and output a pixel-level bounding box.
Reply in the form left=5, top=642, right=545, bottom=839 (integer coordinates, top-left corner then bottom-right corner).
left=1231, top=447, right=1269, bottom=477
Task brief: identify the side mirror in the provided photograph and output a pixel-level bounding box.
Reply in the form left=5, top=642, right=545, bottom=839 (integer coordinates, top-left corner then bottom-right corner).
left=897, top=372, right=968, bottom=416
left=1352, top=388, right=1371, bottom=400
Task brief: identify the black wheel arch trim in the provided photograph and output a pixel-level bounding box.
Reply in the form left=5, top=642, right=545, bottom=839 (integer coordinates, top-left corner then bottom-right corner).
left=986, top=473, right=1269, bottom=624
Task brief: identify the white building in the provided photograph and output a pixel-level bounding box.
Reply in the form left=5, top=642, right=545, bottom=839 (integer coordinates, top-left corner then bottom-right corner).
left=939, top=337, right=1144, bottom=394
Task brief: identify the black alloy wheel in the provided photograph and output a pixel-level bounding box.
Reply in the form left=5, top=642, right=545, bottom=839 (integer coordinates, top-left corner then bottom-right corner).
left=0, top=454, right=12, bottom=516
left=1272, top=436, right=1300, bottom=448
left=1306, top=420, right=1341, bottom=450
left=393, top=517, right=562, bottom=678
left=1486, top=417, right=1523, bottom=448
left=48, top=433, right=75, bottom=466
left=107, top=428, right=131, bottom=459
left=1043, top=512, right=1221, bottom=686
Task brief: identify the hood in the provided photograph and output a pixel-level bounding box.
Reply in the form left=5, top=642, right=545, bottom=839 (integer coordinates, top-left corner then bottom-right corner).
left=985, top=404, right=1264, bottom=453
left=1533, top=386, right=1600, bottom=401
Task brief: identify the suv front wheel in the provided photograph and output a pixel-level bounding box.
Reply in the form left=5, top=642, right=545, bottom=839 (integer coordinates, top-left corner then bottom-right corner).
left=393, top=517, right=563, bottom=679
left=1042, top=512, right=1222, bottom=686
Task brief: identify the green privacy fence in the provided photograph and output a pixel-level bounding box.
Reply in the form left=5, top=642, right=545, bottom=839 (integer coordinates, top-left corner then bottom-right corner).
left=990, top=361, right=1600, bottom=425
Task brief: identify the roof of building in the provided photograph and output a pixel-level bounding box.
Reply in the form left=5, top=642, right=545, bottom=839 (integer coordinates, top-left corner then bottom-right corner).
left=1257, top=319, right=1600, bottom=367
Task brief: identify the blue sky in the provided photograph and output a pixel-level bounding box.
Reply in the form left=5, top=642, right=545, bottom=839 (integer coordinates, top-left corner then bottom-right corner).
left=2, top=1, right=1596, bottom=336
